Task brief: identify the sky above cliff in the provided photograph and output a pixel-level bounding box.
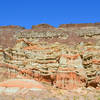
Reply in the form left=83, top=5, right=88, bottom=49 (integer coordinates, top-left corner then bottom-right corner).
left=0, top=0, right=100, bottom=28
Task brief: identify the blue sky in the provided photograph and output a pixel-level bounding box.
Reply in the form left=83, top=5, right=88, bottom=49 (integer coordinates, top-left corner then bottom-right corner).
left=0, top=0, right=100, bottom=28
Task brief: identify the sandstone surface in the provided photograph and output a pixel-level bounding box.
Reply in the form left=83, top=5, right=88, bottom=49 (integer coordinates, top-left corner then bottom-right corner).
left=0, top=23, right=100, bottom=99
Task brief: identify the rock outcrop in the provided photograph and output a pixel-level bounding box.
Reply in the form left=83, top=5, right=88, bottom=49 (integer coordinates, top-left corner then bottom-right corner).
left=0, top=23, right=100, bottom=91
left=0, top=38, right=99, bottom=90
left=0, top=23, right=100, bottom=48
left=32, top=24, right=55, bottom=29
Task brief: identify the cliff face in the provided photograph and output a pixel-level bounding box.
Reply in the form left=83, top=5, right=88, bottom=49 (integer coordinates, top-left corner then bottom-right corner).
left=59, top=23, right=100, bottom=28
left=0, top=23, right=100, bottom=48
left=0, top=25, right=24, bottom=48
left=59, top=23, right=100, bottom=39
left=0, top=38, right=100, bottom=90
left=0, top=24, right=100, bottom=97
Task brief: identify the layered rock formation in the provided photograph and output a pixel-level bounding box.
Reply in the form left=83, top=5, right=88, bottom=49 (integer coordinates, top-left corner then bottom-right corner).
left=0, top=25, right=24, bottom=48
left=0, top=23, right=100, bottom=91
left=0, top=38, right=99, bottom=90
left=0, top=23, right=100, bottom=48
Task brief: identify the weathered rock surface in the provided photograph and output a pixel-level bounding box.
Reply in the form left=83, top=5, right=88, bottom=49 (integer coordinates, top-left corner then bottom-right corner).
left=0, top=23, right=100, bottom=98
left=0, top=38, right=99, bottom=90
left=0, top=23, right=100, bottom=48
